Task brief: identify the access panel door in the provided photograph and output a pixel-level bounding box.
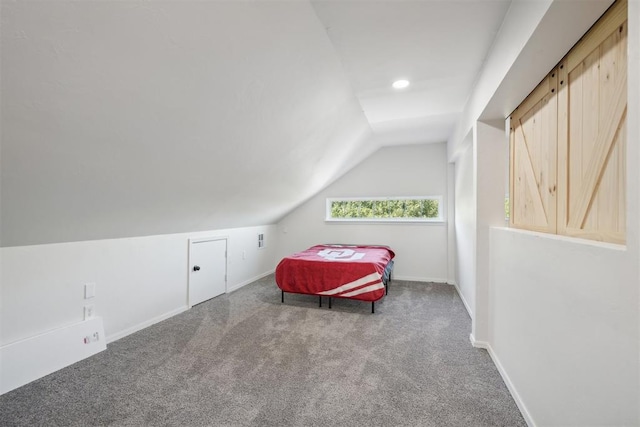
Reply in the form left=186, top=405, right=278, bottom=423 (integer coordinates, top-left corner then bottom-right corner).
left=189, top=238, right=227, bottom=307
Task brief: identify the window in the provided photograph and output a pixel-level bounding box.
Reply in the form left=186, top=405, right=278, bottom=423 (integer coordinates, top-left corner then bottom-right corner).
left=326, top=197, right=443, bottom=222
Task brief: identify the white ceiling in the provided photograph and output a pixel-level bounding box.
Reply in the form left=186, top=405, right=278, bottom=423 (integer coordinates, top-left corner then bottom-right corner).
left=311, top=0, right=511, bottom=145
left=2, top=1, right=374, bottom=245
left=2, top=0, right=603, bottom=246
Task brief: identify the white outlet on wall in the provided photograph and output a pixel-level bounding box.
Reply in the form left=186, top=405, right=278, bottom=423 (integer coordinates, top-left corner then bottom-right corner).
left=84, top=283, right=96, bottom=299
left=84, top=305, right=95, bottom=320
left=242, top=250, right=246, bottom=260
left=83, top=331, right=100, bottom=343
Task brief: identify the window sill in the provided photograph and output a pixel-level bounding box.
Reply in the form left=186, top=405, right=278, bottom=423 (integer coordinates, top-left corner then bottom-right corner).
left=491, top=226, right=627, bottom=251
left=325, top=218, right=446, bottom=225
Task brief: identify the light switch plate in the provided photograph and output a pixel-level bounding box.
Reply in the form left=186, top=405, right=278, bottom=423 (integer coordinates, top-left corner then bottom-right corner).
left=84, top=283, right=96, bottom=299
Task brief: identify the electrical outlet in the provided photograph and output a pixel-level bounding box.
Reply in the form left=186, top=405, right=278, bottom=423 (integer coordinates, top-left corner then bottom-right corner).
left=84, top=305, right=95, bottom=320
left=83, top=331, right=100, bottom=344
left=84, top=283, right=96, bottom=299
left=242, top=250, right=246, bottom=260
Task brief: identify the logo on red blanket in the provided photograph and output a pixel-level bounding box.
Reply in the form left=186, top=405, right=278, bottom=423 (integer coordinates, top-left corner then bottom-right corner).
left=317, top=248, right=365, bottom=261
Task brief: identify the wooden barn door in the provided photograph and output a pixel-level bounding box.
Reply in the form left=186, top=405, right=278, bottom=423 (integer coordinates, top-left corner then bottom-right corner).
left=509, top=70, right=558, bottom=234
left=557, top=0, right=627, bottom=244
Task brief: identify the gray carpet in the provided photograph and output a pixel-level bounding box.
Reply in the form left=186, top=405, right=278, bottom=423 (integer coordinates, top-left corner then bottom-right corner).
left=0, top=276, right=526, bottom=426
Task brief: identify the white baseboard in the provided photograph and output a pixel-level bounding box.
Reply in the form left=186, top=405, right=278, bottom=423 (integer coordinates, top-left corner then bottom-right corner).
left=471, top=339, right=536, bottom=427
left=469, top=333, right=489, bottom=348
left=0, top=317, right=106, bottom=395
left=392, top=275, right=449, bottom=283
left=106, top=270, right=274, bottom=344
left=106, top=306, right=188, bottom=344
left=227, top=269, right=274, bottom=293
left=453, top=283, right=473, bottom=318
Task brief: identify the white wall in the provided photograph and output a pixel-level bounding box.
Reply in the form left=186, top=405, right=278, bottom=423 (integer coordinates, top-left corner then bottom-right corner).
left=489, top=229, right=638, bottom=425
left=276, top=143, right=449, bottom=282
left=448, top=0, right=613, bottom=161
left=474, top=2, right=640, bottom=425
left=473, top=120, right=508, bottom=343
left=632, top=2, right=640, bottom=418
left=0, top=225, right=277, bottom=347
left=453, top=140, right=475, bottom=315
left=446, top=163, right=456, bottom=284
left=448, top=0, right=553, bottom=160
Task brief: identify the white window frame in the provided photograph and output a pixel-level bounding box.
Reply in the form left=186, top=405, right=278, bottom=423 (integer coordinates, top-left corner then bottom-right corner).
left=325, top=196, right=444, bottom=223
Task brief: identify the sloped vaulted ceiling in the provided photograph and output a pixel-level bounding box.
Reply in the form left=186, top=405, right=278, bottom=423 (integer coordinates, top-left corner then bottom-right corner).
left=1, top=1, right=373, bottom=246
left=1, top=0, right=513, bottom=247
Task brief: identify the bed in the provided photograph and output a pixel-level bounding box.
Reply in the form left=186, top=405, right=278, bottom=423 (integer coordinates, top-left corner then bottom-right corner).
left=275, top=244, right=395, bottom=313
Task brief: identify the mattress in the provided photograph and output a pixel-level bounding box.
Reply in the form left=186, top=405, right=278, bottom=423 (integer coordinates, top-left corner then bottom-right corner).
left=275, top=244, right=395, bottom=302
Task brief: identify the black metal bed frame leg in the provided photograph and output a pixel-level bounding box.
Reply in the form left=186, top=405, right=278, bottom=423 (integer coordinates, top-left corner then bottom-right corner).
left=319, top=296, right=322, bottom=307
left=329, top=297, right=332, bottom=309
left=372, top=301, right=375, bottom=314
left=281, top=290, right=284, bottom=303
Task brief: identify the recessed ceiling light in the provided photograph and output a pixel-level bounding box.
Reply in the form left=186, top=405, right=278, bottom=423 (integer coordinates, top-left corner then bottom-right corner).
left=392, top=79, right=410, bottom=89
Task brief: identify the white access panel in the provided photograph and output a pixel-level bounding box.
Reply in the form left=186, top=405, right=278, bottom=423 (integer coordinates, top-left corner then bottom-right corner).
left=188, top=237, right=227, bottom=307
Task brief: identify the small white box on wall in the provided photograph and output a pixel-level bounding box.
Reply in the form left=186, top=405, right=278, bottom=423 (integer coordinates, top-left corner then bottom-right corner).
left=0, top=317, right=106, bottom=395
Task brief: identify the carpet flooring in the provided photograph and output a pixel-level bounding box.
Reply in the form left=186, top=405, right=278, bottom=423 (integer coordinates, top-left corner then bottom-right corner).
left=0, top=276, right=526, bottom=426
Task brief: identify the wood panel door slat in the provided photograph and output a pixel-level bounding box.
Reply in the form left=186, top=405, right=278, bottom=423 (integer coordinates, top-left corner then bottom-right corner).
left=557, top=4, right=627, bottom=244
left=567, top=74, right=626, bottom=229
left=509, top=70, right=557, bottom=233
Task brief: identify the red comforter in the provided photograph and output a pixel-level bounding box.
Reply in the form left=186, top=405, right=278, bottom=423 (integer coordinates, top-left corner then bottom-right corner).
left=275, top=244, right=395, bottom=302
